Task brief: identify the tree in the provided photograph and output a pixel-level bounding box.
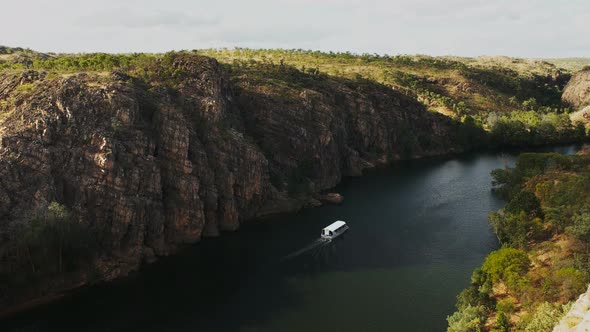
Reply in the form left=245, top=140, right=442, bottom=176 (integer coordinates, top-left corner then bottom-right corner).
left=454, top=101, right=468, bottom=116
left=488, top=211, right=543, bottom=248
left=574, top=122, right=587, bottom=140
left=447, top=305, right=487, bottom=332
left=509, top=96, right=518, bottom=105
left=524, top=302, right=569, bottom=332
left=491, top=119, right=530, bottom=146
left=567, top=209, right=590, bottom=244
left=491, top=167, right=522, bottom=200
left=46, top=201, right=72, bottom=273
left=456, top=285, right=494, bottom=310
left=14, top=202, right=96, bottom=276
left=482, top=248, right=531, bottom=291
left=496, top=297, right=517, bottom=314
left=522, top=98, right=538, bottom=111
left=567, top=209, right=590, bottom=273
left=496, top=312, right=510, bottom=332
left=551, top=267, right=587, bottom=301
left=505, top=191, right=543, bottom=219
left=532, top=121, right=556, bottom=143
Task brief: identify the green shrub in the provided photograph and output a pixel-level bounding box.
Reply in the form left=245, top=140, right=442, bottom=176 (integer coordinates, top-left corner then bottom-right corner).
left=456, top=285, right=494, bottom=311
left=551, top=267, right=587, bottom=301
left=0, top=201, right=97, bottom=282
left=495, top=312, right=510, bottom=332
left=447, top=305, right=488, bottom=332
left=488, top=211, right=543, bottom=248
left=567, top=209, right=590, bottom=243
left=489, top=111, right=581, bottom=147
left=15, top=83, right=35, bottom=92
left=482, top=248, right=531, bottom=291
left=505, top=191, right=543, bottom=218
left=23, top=202, right=96, bottom=274
left=523, top=302, right=571, bottom=332
left=496, top=297, right=517, bottom=314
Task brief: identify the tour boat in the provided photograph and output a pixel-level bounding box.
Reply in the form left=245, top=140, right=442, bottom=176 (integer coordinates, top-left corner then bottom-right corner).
left=321, top=220, right=349, bottom=240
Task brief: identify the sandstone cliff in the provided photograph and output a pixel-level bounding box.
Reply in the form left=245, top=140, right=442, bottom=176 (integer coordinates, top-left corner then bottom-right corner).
left=563, top=69, right=590, bottom=111
left=0, top=54, right=479, bottom=310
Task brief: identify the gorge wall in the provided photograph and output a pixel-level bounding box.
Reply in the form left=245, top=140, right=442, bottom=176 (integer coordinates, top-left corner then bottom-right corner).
left=0, top=54, right=480, bottom=310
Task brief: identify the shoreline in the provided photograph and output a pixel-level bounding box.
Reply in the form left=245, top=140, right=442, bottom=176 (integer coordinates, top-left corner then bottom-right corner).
left=0, top=142, right=587, bottom=320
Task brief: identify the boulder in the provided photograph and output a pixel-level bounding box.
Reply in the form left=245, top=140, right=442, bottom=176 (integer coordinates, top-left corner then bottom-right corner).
left=563, top=69, right=590, bottom=110
left=319, top=193, right=344, bottom=204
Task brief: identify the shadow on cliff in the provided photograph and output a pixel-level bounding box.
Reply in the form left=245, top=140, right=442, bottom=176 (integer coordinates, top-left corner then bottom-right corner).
left=1, top=150, right=510, bottom=332
left=13, top=144, right=585, bottom=331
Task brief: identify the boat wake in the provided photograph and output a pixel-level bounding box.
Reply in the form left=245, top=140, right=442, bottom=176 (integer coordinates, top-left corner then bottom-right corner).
left=280, top=238, right=331, bottom=261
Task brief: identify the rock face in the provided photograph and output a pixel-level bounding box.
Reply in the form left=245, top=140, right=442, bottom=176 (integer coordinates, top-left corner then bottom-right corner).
left=554, top=286, right=590, bottom=331
left=563, top=69, right=590, bottom=111
left=0, top=54, right=478, bottom=310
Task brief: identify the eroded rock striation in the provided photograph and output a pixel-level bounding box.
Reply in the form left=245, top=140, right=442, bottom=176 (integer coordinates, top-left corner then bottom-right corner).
left=0, top=54, right=479, bottom=310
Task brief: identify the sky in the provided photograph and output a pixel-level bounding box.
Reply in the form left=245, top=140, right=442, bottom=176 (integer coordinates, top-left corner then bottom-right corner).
left=1, top=0, right=589, bottom=57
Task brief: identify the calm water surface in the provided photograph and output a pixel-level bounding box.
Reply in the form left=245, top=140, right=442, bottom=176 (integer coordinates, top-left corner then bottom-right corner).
left=3, top=145, right=581, bottom=332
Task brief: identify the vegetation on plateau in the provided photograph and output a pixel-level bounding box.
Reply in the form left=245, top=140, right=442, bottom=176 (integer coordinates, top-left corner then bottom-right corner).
left=1, top=46, right=588, bottom=148
left=447, top=148, right=590, bottom=331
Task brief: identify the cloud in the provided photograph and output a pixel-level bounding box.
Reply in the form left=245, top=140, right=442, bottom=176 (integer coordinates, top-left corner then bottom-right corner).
left=1, top=0, right=589, bottom=57
left=376, top=0, right=524, bottom=24
left=80, top=7, right=219, bottom=29
left=211, top=26, right=333, bottom=45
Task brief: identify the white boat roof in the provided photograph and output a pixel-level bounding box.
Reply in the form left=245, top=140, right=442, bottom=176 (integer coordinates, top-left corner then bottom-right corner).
left=323, top=220, right=347, bottom=232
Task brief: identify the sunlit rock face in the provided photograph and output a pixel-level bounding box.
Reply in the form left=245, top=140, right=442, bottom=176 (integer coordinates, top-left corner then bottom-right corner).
left=563, top=69, right=590, bottom=111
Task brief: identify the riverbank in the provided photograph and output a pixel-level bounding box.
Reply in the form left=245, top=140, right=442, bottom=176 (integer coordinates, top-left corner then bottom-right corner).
left=1, top=148, right=506, bottom=331
left=2, top=145, right=584, bottom=332
left=447, top=146, right=590, bottom=332
left=2, top=143, right=586, bottom=321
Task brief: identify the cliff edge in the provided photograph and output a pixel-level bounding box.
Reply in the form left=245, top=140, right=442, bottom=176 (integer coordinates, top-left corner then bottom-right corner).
left=555, top=286, right=590, bottom=331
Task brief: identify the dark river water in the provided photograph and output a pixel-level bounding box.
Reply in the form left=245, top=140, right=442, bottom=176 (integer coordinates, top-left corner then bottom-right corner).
left=2, top=145, right=582, bottom=332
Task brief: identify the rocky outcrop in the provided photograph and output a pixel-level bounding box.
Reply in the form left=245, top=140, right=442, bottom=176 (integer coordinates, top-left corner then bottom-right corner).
left=554, top=286, right=590, bottom=331
left=319, top=193, right=344, bottom=204
left=0, top=54, right=479, bottom=310
left=570, top=106, right=590, bottom=127
left=563, top=69, right=590, bottom=111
